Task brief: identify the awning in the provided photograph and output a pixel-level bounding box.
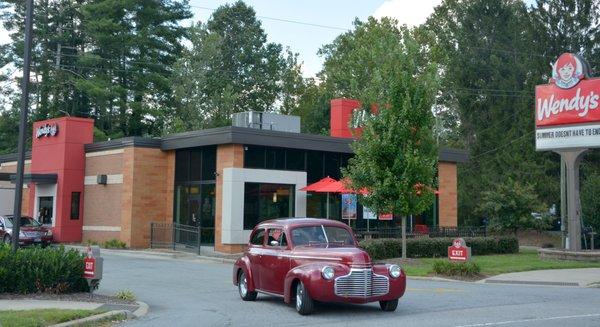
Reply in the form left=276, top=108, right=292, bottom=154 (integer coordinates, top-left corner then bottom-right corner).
left=10, top=173, right=57, bottom=185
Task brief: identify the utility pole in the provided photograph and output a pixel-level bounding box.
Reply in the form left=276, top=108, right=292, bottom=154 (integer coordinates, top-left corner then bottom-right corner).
left=12, top=0, right=35, bottom=253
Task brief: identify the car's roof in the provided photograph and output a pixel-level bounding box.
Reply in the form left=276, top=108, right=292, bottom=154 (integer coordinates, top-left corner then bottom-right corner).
left=256, top=217, right=350, bottom=229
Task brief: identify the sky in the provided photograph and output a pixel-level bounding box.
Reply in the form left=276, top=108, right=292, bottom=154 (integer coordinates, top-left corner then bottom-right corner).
left=187, top=0, right=442, bottom=77
left=0, top=0, right=443, bottom=78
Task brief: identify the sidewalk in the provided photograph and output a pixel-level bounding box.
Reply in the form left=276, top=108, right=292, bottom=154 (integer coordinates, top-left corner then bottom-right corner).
left=0, top=299, right=148, bottom=319
left=0, top=299, right=101, bottom=311
left=480, top=268, right=600, bottom=287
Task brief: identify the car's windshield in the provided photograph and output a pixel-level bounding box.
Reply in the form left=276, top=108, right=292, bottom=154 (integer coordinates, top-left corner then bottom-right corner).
left=4, top=217, right=40, bottom=228
left=291, top=225, right=354, bottom=246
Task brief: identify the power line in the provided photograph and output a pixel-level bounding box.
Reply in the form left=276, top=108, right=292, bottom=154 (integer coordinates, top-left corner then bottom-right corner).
left=189, top=4, right=350, bottom=31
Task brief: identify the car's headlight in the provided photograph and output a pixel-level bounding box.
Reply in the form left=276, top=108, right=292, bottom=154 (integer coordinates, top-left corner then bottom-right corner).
left=19, top=231, right=25, bottom=238
left=321, top=266, right=335, bottom=280
left=46, top=230, right=53, bottom=237
left=389, top=264, right=401, bottom=278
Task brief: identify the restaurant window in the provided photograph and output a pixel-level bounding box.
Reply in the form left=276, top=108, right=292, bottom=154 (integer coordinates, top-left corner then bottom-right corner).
left=244, top=183, right=295, bottom=230
left=70, top=192, right=80, bottom=220
left=324, top=152, right=342, bottom=180
left=266, top=147, right=286, bottom=170
left=286, top=149, right=305, bottom=171
left=174, top=147, right=217, bottom=182
left=306, top=151, right=324, bottom=183
left=244, top=145, right=265, bottom=169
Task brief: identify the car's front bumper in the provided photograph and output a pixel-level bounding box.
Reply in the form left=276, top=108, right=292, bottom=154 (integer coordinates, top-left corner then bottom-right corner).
left=18, top=236, right=53, bottom=246
left=307, top=269, right=407, bottom=304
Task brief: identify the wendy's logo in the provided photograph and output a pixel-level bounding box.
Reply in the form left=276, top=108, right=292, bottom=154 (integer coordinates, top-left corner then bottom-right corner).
left=551, top=53, right=590, bottom=89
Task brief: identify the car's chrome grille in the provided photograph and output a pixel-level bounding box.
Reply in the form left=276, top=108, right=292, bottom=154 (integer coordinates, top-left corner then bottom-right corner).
left=334, top=269, right=389, bottom=298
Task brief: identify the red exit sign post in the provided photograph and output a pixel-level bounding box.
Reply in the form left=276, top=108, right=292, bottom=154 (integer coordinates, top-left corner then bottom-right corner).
left=84, top=257, right=96, bottom=278
left=448, top=238, right=471, bottom=262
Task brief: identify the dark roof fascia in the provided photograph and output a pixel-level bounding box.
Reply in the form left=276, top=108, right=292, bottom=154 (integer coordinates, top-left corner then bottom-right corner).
left=0, top=151, right=32, bottom=164
left=84, top=137, right=161, bottom=153
left=439, top=147, right=469, bottom=163
left=161, top=126, right=354, bottom=153
left=10, top=173, right=58, bottom=184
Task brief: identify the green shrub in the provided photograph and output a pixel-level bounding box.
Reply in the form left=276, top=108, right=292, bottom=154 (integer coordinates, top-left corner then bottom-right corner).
left=0, top=244, right=90, bottom=294
left=115, top=289, right=136, bottom=301
left=359, top=236, right=519, bottom=260
left=85, top=239, right=100, bottom=246
left=103, top=239, right=126, bottom=249
left=432, top=260, right=481, bottom=277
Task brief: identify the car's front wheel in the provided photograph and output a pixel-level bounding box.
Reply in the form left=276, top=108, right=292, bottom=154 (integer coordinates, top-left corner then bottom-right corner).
left=3, top=235, right=10, bottom=245
left=238, top=270, right=257, bottom=301
left=295, top=281, right=314, bottom=315
left=379, top=299, right=399, bottom=311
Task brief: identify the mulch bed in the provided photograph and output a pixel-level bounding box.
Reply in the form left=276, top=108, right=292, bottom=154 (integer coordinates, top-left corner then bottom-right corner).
left=0, top=292, right=136, bottom=305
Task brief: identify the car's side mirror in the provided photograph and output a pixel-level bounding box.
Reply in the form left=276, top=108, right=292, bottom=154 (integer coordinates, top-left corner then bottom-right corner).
left=270, top=240, right=279, bottom=247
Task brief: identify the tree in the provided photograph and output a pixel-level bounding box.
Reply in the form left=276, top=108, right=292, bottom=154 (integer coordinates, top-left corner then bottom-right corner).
left=423, top=0, right=560, bottom=226
left=342, top=28, right=439, bottom=259
left=0, top=0, right=192, bottom=140
left=477, top=179, right=547, bottom=235
left=169, top=1, right=304, bottom=131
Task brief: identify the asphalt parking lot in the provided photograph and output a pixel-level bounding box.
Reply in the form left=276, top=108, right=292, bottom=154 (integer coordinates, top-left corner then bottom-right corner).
left=97, top=251, right=600, bottom=327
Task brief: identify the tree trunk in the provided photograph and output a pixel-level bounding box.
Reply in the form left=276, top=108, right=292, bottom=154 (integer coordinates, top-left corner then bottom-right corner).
left=401, top=215, right=407, bottom=260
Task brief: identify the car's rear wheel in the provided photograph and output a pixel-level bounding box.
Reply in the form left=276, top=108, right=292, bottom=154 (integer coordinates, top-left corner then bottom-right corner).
left=238, top=271, right=257, bottom=301
left=295, top=281, right=314, bottom=315
left=3, top=235, right=10, bottom=245
left=379, top=299, right=399, bottom=311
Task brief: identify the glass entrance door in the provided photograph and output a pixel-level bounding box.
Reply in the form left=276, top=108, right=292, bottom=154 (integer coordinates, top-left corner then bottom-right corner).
left=174, top=183, right=215, bottom=245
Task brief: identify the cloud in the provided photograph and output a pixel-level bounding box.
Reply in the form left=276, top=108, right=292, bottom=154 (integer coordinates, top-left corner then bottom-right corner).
left=373, top=0, right=442, bottom=27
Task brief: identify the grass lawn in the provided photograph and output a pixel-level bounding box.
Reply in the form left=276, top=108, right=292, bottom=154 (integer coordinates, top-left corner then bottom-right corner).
left=391, top=249, right=600, bottom=278
left=0, top=309, right=108, bottom=327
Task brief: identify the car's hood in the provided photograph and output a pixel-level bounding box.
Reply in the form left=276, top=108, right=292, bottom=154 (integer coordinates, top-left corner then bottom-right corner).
left=291, top=245, right=371, bottom=266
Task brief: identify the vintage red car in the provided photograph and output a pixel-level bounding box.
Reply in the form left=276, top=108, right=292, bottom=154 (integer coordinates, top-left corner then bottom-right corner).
left=233, top=218, right=406, bottom=315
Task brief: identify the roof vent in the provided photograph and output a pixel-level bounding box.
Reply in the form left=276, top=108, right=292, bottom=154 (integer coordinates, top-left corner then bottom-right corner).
left=232, top=111, right=301, bottom=133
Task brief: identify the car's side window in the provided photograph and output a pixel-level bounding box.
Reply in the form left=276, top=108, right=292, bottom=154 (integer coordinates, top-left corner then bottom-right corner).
left=267, top=229, right=286, bottom=247
left=250, top=229, right=265, bottom=246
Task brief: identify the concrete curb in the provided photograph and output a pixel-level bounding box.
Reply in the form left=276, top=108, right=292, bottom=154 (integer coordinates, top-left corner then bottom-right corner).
left=50, top=310, right=130, bottom=327
left=133, top=301, right=150, bottom=318
left=65, top=245, right=239, bottom=264
left=48, top=301, right=149, bottom=326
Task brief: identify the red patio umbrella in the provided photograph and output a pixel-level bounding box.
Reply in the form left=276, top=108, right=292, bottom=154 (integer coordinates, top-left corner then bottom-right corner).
left=300, top=176, right=340, bottom=219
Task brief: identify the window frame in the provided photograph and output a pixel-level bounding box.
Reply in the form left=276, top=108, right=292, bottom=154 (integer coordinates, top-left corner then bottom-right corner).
left=249, top=228, right=266, bottom=246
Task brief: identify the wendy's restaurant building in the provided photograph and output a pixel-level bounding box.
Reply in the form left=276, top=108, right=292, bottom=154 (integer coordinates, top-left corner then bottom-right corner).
left=0, top=98, right=468, bottom=254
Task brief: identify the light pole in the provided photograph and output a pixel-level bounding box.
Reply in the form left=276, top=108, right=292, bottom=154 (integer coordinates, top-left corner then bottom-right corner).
left=11, top=0, right=35, bottom=253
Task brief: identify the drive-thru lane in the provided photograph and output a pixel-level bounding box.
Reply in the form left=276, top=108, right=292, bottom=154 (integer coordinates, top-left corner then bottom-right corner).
left=96, top=250, right=600, bottom=327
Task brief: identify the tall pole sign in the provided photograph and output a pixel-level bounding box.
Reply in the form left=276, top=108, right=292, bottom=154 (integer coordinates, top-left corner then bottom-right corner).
left=11, top=0, right=35, bottom=252
left=535, top=53, right=599, bottom=251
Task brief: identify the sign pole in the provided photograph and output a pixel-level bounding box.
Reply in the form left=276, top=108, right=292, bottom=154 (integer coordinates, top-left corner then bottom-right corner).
left=556, top=149, right=587, bottom=251
left=11, top=0, right=35, bottom=253
left=560, top=157, right=566, bottom=249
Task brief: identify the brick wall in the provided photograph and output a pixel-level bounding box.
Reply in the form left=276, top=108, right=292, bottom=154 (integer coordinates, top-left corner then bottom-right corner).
left=82, top=152, right=124, bottom=243
left=121, top=147, right=171, bottom=248
left=215, top=144, right=246, bottom=254
left=438, top=162, right=458, bottom=227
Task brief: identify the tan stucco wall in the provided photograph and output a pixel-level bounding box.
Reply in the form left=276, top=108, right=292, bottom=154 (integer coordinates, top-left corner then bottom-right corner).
left=0, top=161, right=31, bottom=215
left=215, top=144, right=246, bottom=254
left=438, top=162, right=458, bottom=227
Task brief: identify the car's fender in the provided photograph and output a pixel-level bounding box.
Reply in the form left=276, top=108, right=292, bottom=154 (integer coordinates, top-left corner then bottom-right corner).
left=283, top=262, right=349, bottom=303
left=233, top=256, right=256, bottom=291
